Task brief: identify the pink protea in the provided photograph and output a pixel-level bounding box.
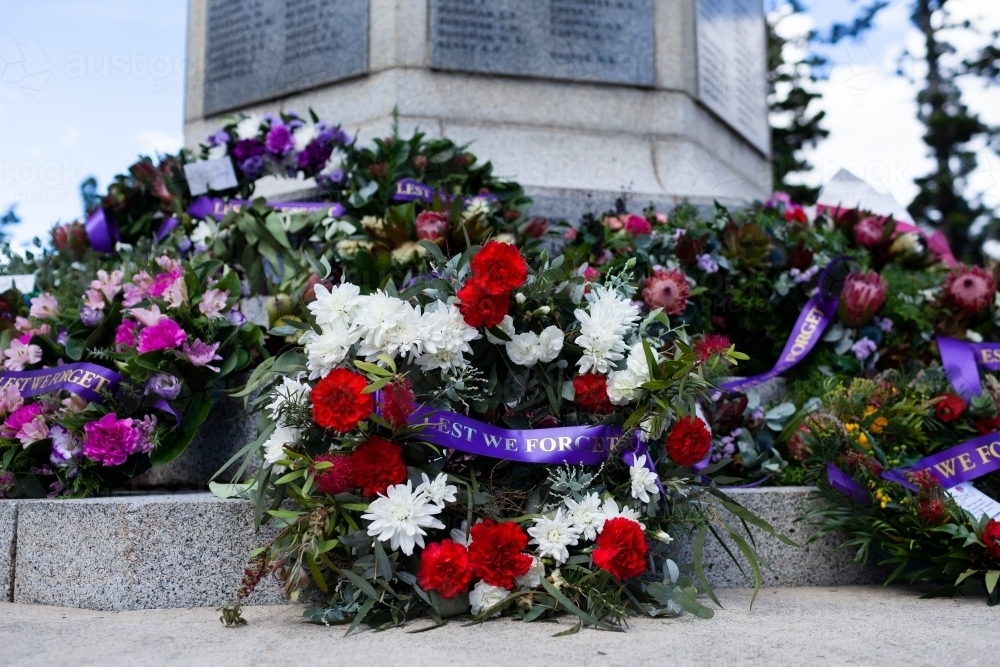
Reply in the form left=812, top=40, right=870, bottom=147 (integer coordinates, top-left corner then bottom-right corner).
left=839, top=270, right=887, bottom=327
left=623, top=214, right=652, bottom=236
left=642, top=269, right=690, bottom=316
left=137, top=318, right=186, bottom=354
left=853, top=216, right=886, bottom=248
left=944, top=266, right=994, bottom=315
left=82, top=413, right=141, bottom=466
left=415, top=211, right=449, bottom=244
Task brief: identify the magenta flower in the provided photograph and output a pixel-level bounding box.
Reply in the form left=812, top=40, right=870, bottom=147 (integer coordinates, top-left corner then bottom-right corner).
left=115, top=319, right=140, bottom=349
left=82, top=413, right=141, bottom=467
left=3, top=403, right=42, bottom=439
left=137, top=318, right=187, bottom=355
left=148, top=269, right=183, bottom=298
left=839, top=270, right=887, bottom=327
left=623, top=214, right=652, bottom=236
left=180, top=339, right=223, bottom=372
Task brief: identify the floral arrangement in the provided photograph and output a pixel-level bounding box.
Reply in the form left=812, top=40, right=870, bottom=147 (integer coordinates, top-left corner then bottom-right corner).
left=218, top=240, right=788, bottom=630
left=0, top=253, right=265, bottom=498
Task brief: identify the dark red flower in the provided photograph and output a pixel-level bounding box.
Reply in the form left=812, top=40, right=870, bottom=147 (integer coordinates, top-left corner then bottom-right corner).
left=311, top=368, right=374, bottom=433
left=592, top=517, right=648, bottom=581
left=976, top=417, right=1000, bottom=435
left=350, top=437, right=408, bottom=496
left=784, top=207, right=807, bottom=224
left=666, top=416, right=711, bottom=466
left=935, top=393, right=966, bottom=423
left=853, top=216, right=886, bottom=248
left=623, top=214, right=652, bottom=236
left=917, top=498, right=946, bottom=525
left=523, top=217, right=549, bottom=238
left=909, top=469, right=940, bottom=492
left=415, top=211, right=450, bottom=244
left=418, top=539, right=472, bottom=599
left=469, top=241, right=528, bottom=295
left=313, top=454, right=354, bottom=495
left=984, top=519, right=1000, bottom=560
left=457, top=278, right=509, bottom=328
left=786, top=424, right=812, bottom=462
left=693, top=334, right=731, bottom=362
left=573, top=374, right=615, bottom=414
left=839, top=270, right=887, bottom=327
left=467, top=520, right=533, bottom=589
left=379, top=379, right=416, bottom=430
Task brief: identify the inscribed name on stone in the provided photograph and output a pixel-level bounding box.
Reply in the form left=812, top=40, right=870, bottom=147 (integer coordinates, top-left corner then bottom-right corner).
left=696, top=0, right=769, bottom=153
left=202, top=0, right=369, bottom=116
left=430, top=0, right=654, bottom=86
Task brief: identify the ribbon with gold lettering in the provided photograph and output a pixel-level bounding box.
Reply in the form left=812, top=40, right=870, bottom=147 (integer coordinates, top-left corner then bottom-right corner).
left=937, top=336, right=1000, bottom=398
left=881, top=433, right=1000, bottom=490
left=0, top=363, right=122, bottom=403
left=187, top=196, right=345, bottom=220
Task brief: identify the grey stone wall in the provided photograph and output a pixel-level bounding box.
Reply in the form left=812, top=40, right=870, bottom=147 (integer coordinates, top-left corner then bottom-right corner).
left=1, top=500, right=17, bottom=602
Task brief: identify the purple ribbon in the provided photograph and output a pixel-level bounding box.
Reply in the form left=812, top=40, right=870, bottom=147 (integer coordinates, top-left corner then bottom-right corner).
left=882, top=432, right=1000, bottom=490
left=391, top=178, right=439, bottom=203
left=187, top=196, right=345, bottom=220
left=155, top=217, right=180, bottom=241
left=826, top=463, right=871, bottom=504
left=937, top=336, right=1000, bottom=398
left=84, top=209, right=117, bottom=253
left=0, top=363, right=121, bottom=403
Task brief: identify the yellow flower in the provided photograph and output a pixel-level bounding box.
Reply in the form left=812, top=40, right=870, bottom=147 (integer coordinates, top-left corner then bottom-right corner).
left=863, top=406, right=877, bottom=418
left=870, top=416, right=888, bottom=434
left=874, top=488, right=890, bottom=509
left=844, top=422, right=871, bottom=449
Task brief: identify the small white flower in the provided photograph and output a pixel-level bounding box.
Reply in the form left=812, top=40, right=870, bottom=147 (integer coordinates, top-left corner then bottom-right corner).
left=130, top=304, right=166, bottom=327
left=234, top=115, right=261, bottom=140
left=655, top=530, right=674, bottom=544
left=514, top=556, right=544, bottom=589
left=485, top=315, right=515, bottom=344
left=262, top=425, right=299, bottom=473
left=304, top=328, right=354, bottom=379
left=450, top=520, right=474, bottom=547
left=199, top=288, right=229, bottom=319
left=606, top=369, right=643, bottom=405
left=469, top=581, right=509, bottom=617
left=564, top=492, right=605, bottom=540
left=514, top=292, right=526, bottom=305
left=629, top=454, right=660, bottom=504
left=537, top=326, right=564, bottom=362
left=527, top=508, right=581, bottom=564
left=266, top=376, right=312, bottom=426
left=362, top=482, right=445, bottom=556
left=506, top=332, right=542, bottom=367
left=598, top=498, right=645, bottom=530
left=190, top=220, right=214, bottom=246
left=417, top=472, right=458, bottom=507
left=293, top=123, right=318, bottom=152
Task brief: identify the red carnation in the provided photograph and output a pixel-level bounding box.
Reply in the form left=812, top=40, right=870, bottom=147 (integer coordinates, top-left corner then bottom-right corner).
left=311, top=368, right=374, bottom=433
left=467, top=519, right=533, bottom=589
left=666, top=416, right=711, bottom=466
left=379, top=379, right=416, bottom=430
left=457, top=278, right=509, bottom=328
left=984, top=519, right=1000, bottom=560
left=976, top=417, right=1000, bottom=435
left=592, top=517, right=648, bottom=581
left=418, top=539, right=472, bottom=599
left=469, top=241, right=528, bottom=295
left=573, top=374, right=615, bottom=414
left=350, top=437, right=408, bottom=496
left=935, top=393, right=966, bottom=423
left=313, top=454, right=354, bottom=495
left=693, top=333, right=731, bottom=362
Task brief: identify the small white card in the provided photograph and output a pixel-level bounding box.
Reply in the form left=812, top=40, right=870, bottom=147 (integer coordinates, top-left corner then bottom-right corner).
left=184, top=158, right=238, bottom=196
left=948, top=483, right=1000, bottom=521
left=0, top=274, right=36, bottom=293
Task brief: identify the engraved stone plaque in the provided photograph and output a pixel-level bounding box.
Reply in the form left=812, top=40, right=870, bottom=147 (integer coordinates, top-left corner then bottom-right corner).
left=202, top=0, right=369, bottom=116
left=696, top=0, right=769, bottom=153
left=430, top=0, right=654, bottom=87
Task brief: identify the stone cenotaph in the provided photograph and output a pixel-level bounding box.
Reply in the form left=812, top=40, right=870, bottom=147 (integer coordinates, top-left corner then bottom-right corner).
left=184, top=0, right=771, bottom=216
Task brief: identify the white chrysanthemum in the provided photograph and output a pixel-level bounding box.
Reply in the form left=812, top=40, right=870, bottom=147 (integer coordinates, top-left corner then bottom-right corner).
left=417, top=472, right=458, bottom=507
left=629, top=454, right=660, bottom=504
left=606, top=369, right=643, bottom=405
left=506, top=332, right=542, bottom=367
left=563, top=492, right=605, bottom=541
left=461, top=196, right=493, bottom=222
left=391, top=241, right=426, bottom=265
left=235, top=115, right=261, bottom=140
left=485, top=315, right=515, bottom=344
left=358, top=300, right=423, bottom=362
left=352, top=291, right=408, bottom=351
left=262, top=425, right=299, bottom=473
left=528, top=508, right=581, bottom=564
left=537, top=326, right=564, bottom=362
left=574, top=286, right=639, bottom=375
left=320, top=148, right=346, bottom=176
left=362, top=482, right=445, bottom=556
left=514, top=556, right=544, bottom=589
left=308, top=283, right=362, bottom=328
left=598, top=498, right=645, bottom=530
left=413, top=348, right=468, bottom=375
left=266, top=376, right=312, bottom=426
left=304, top=328, right=353, bottom=379
left=414, top=301, right=480, bottom=373
left=469, top=581, right=509, bottom=617
left=293, top=123, right=318, bottom=152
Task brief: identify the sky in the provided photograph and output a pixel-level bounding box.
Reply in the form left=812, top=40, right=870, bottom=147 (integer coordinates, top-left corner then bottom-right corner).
left=1, top=0, right=999, bottom=248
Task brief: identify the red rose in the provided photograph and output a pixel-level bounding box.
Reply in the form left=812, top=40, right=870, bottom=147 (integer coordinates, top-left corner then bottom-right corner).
left=984, top=519, right=1000, bottom=560
left=467, top=520, right=533, bottom=589
left=573, top=374, right=615, bottom=414
left=469, top=241, right=528, bottom=295
left=311, top=368, right=374, bottom=433
left=935, top=393, right=966, bottom=423
left=418, top=539, right=472, bottom=599
left=784, top=207, right=808, bottom=224
left=457, top=279, right=509, bottom=328
left=592, top=517, right=648, bottom=581
left=666, top=416, right=711, bottom=466
left=379, top=379, right=416, bottom=430
left=693, top=333, right=731, bottom=362
left=350, top=437, right=408, bottom=496
left=313, top=454, right=354, bottom=495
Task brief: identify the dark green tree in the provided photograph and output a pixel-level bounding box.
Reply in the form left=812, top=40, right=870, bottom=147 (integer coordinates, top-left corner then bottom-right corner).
left=0, top=205, right=20, bottom=243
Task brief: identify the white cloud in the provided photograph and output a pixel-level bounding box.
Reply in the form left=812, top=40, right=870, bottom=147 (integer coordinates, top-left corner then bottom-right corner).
left=135, top=130, right=182, bottom=157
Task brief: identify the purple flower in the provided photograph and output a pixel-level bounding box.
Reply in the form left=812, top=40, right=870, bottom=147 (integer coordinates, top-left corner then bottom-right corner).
left=137, top=318, right=187, bottom=355
left=180, top=339, right=223, bottom=372
left=50, top=425, right=81, bottom=467
left=851, top=337, right=878, bottom=361
left=227, top=306, right=246, bottom=327
left=0, top=471, right=14, bottom=499
left=265, top=124, right=294, bottom=156
left=56, top=329, right=69, bottom=346
left=232, top=138, right=265, bottom=163
left=80, top=306, right=104, bottom=327
left=696, top=254, right=719, bottom=274
left=146, top=373, right=182, bottom=400
left=875, top=316, right=894, bottom=333
left=206, top=129, right=230, bottom=147
left=239, top=156, right=265, bottom=180
left=82, top=413, right=141, bottom=467
left=296, top=140, right=333, bottom=175
left=134, top=415, right=157, bottom=455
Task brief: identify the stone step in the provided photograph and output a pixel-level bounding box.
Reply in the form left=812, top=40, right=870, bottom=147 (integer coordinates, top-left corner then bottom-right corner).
left=0, top=487, right=878, bottom=611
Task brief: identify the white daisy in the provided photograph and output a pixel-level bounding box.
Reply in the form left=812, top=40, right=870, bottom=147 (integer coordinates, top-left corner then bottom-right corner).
left=598, top=498, right=646, bottom=530
left=417, top=472, right=458, bottom=507
left=469, top=581, right=509, bottom=617
left=362, top=482, right=445, bottom=556
left=527, top=508, right=581, bottom=564
left=629, top=454, right=660, bottom=504
left=563, top=492, right=605, bottom=540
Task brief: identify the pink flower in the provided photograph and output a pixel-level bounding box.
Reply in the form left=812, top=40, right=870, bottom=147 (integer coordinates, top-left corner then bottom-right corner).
left=148, top=269, right=183, bottom=298
left=180, top=339, right=223, bottom=372
left=82, top=413, right=141, bottom=467
left=0, top=385, right=24, bottom=420
left=155, top=256, right=182, bottom=273
left=115, top=319, right=140, bottom=349
left=162, top=278, right=188, bottom=309
left=3, top=404, right=41, bottom=439
left=415, top=211, right=450, bottom=244
left=853, top=216, right=886, bottom=248
left=3, top=339, right=42, bottom=371
left=90, top=269, right=123, bottom=302
left=14, top=316, right=32, bottom=333
left=122, top=284, right=145, bottom=308
left=564, top=228, right=578, bottom=241
left=606, top=215, right=623, bottom=231
left=944, top=266, right=994, bottom=315
left=839, top=270, right=887, bottom=327
left=129, top=304, right=166, bottom=327
left=199, top=288, right=229, bottom=319
left=17, top=413, right=49, bottom=447
left=642, top=269, right=690, bottom=316
left=623, top=214, right=652, bottom=236
left=84, top=288, right=106, bottom=311
left=29, top=292, right=59, bottom=320
left=137, top=318, right=187, bottom=354
left=582, top=266, right=601, bottom=282
left=655, top=212, right=668, bottom=224
left=131, top=270, right=155, bottom=291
